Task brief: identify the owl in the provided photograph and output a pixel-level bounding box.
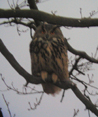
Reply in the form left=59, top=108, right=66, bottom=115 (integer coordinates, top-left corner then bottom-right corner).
left=30, top=23, right=71, bottom=95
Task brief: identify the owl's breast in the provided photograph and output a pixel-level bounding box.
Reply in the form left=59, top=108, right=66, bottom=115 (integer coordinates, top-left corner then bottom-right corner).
left=30, top=37, right=68, bottom=79
left=30, top=38, right=53, bottom=73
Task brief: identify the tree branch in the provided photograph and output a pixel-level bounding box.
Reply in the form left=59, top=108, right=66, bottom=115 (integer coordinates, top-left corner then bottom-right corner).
left=65, top=39, right=98, bottom=63
left=69, top=57, right=84, bottom=76
left=0, top=39, right=73, bottom=89
left=72, top=87, right=98, bottom=116
left=0, top=39, right=98, bottom=116
left=2, top=94, right=12, bottom=117
left=28, top=0, right=38, bottom=10
left=0, top=9, right=98, bottom=27
left=0, top=19, right=36, bottom=30
left=0, top=39, right=42, bottom=84
left=27, top=0, right=40, bottom=26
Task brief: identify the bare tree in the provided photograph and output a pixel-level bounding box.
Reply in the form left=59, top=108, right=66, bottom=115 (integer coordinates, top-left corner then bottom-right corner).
left=0, top=0, right=98, bottom=117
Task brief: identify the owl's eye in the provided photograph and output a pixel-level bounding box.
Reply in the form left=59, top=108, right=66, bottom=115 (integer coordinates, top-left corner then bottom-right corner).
left=42, top=31, right=45, bottom=34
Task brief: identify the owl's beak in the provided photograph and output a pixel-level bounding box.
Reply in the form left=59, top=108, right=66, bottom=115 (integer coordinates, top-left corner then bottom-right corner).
left=46, top=34, right=49, bottom=39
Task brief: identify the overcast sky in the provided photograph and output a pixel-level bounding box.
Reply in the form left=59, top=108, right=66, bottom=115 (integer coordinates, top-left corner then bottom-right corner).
left=0, top=0, right=98, bottom=117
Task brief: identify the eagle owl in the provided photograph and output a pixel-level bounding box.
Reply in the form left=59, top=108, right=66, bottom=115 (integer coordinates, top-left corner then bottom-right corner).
left=30, top=23, right=71, bottom=95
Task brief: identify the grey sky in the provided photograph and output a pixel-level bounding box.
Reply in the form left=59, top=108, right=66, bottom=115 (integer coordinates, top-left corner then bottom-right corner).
left=0, top=0, right=98, bottom=117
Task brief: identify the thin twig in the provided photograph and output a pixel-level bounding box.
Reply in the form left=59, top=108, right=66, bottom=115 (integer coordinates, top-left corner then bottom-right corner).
left=65, top=39, right=98, bottom=64
left=88, top=110, right=91, bottom=117
left=69, top=56, right=82, bottom=76
left=28, top=92, right=44, bottom=110
left=0, top=75, right=43, bottom=95
left=71, top=75, right=98, bottom=90
left=60, top=90, right=65, bottom=102
left=73, top=109, right=79, bottom=117
left=0, top=19, right=36, bottom=31
left=2, top=94, right=12, bottom=117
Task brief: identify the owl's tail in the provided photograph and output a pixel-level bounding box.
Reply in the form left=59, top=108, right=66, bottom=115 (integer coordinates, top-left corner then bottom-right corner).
left=42, top=83, right=61, bottom=96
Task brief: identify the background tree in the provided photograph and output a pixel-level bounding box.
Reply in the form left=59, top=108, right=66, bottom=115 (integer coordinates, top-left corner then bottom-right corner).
left=0, top=0, right=98, bottom=117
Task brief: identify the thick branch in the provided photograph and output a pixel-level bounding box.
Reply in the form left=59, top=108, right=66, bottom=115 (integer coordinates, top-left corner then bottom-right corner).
left=0, top=9, right=98, bottom=27
left=65, top=39, right=98, bottom=63
left=0, top=39, right=72, bottom=89
left=0, top=39, right=98, bottom=116
left=28, top=0, right=38, bottom=10
left=0, top=39, right=42, bottom=84
left=27, top=0, right=40, bottom=26
left=72, top=87, right=98, bottom=116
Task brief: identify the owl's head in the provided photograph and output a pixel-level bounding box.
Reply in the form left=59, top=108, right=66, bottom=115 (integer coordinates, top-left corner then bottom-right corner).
left=34, top=23, right=64, bottom=40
